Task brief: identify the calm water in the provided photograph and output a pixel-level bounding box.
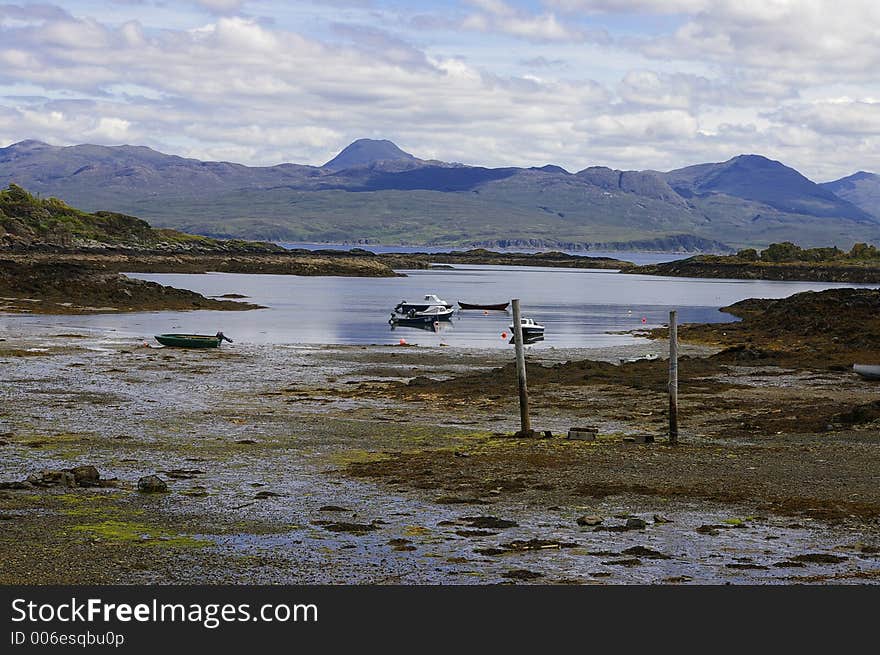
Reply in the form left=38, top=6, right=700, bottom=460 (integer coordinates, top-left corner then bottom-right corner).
left=3, top=265, right=876, bottom=349
left=278, top=243, right=687, bottom=266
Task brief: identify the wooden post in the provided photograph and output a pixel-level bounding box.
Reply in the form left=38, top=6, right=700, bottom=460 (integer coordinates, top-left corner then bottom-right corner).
left=511, top=298, right=531, bottom=436
left=668, top=310, right=679, bottom=444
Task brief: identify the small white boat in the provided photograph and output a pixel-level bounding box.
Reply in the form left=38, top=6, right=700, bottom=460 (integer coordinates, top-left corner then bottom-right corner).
left=390, top=305, right=454, bottom=326
left=509, top=317, right=545, bottom=338
left=394, top=294, right=452, bottom=314
left=853, top=364, right=880, bottom=380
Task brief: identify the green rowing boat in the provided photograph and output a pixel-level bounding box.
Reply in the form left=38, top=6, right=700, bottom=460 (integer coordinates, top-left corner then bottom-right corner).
left=155, top=332, right=233, bottom=348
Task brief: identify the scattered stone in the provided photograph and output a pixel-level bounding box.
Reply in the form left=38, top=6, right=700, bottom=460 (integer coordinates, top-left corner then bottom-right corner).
left=500, top=539, right=579, bottom=551
left=137, top=475, right=168, bottom=493
left=181, top=486, right=209, bottom=498
left=0, top=481, right=29, bottom=490
left=460, top=516, right=518, bottom=529
left=455, top=530, right=498, bottom=537
left=235, top=439, right=258, bottom=445
left=319, top=505, right=350, bottom=512
left=591, top=572, right=613, bottom=578
left=388, top=538, right=417, bottom=552
left=857, top=544, right=880, bottom=554
left=772, top=561, right=806, bottom=568
left=696, top=524, right=723, bottom=536
left=790, top=553, right=847, bottom=564
left=318, top=522, right=378, bottom=534
left=474, top=547, right=507, bottom=556
left=453, top=451, right=470, bottom=458
left=725, top=563, right=769, bottom=570
left=502, top=569, right=544, bottom=581
left=625, top=518, right=647, bottom=530
left=254, top=490, right=283, bottom=500
left=622, top=546, right=671, bottom=560
left=662, top=576, right=693, bottom=583
left=602, top=558, right=642, bottom=567
left=576, top=515, right=603, bottom=527
left=653, top=514, right=673, bottom=524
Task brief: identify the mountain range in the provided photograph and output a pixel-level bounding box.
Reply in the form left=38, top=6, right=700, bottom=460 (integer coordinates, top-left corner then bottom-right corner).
left=1, top=137, right=878, bottom=252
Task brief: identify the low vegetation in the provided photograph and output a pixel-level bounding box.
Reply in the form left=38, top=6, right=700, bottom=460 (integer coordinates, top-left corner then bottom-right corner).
left=0, top=184, right=281, bottom=252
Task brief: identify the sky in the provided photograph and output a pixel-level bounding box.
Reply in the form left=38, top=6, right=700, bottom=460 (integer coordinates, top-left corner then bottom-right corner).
left=0, top=0, right=878, bottom=180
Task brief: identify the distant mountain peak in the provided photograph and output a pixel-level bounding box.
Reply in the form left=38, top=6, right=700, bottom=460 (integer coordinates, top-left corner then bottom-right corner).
left=323, top=138, right=416, bottom=171
left=6, top=139, right=51, bottom=150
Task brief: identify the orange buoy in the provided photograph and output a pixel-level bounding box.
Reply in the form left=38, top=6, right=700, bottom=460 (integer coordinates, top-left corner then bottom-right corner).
left=399, top=338, right=407, bottom=345
left=641, top=316, right=647, bottom=324
left=501, top=331, right=508, bottom=339
left=483, top=310, right=489, bottom=315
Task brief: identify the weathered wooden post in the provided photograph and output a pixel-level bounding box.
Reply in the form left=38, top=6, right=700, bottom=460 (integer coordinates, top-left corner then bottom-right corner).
left=511, top=298, right=532, bottom=436
left=668, top=309, right=679, bottom=444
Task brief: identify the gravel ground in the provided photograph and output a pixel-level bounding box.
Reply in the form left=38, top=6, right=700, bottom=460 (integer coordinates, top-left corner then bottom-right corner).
left=1, top=324, right=878, bottom=584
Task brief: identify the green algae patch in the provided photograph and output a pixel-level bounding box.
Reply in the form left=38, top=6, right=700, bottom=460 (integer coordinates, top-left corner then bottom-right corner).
left=69, top=520, right=206, bottom=548
left=324, top=449, right=393, bottom=468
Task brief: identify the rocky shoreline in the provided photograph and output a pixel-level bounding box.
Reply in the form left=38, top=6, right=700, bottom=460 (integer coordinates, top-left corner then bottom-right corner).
left=630, top=256, right=880, bottom=283
left=0, top=259, right=263, bottom=314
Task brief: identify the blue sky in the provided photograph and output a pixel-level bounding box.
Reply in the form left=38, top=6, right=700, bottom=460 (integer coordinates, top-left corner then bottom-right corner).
left=1, top=1, right=879, bottom=180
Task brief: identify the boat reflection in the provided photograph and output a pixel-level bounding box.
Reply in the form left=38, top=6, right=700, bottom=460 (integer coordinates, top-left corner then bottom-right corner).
left=390, top=321, right=455, bottom=334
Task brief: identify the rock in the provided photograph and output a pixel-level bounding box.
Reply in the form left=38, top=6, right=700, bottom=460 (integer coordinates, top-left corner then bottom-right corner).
left=725, top=563, right=769, bottom=570
left=319, top=505, right=350, bottom=512
left=501, top=569, right=544, bottom=580
left=316, top=522, right=378, bottom=534
left=790, top=553, right=847, bottom=564
left=137, top=475, right=168, bottom=493
left=622, top=546, right=671, bottom=559
left=254, top=490, right=283, bottom=499
left=70, top=465, right=100, bottom=486
left=577, top=515, right=603, bottom=526
left=696, top=524, right=722, bottom=535
left=499, top=539, right=579, bottom=551
left=460, top=516, right=518, bottom=529
left=455, top=529, right=498, bottom=537
left=60, top=471, right=77, bottom=488
left=625, top=518, right=647, bottom=530
left=653, top=514, right=673, bottom=524
left=601, top=558, right=643, bottom=567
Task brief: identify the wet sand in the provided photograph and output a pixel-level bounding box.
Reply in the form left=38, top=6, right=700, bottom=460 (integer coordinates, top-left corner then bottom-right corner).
left=0, top=326, right=878, bottom=584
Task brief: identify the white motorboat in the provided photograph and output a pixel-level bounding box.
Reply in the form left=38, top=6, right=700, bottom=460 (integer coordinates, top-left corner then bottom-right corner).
left=394, top=294, right=452, bottom=314
left=509, top=317, right=545, bottom=338
left=390, top=304, right=455, bottom=326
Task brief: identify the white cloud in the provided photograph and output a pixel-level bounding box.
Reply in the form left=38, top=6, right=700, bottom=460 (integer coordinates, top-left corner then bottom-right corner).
left=461, top=0, right=589, bottom=42
left=0, top=1, right=878, bottom=179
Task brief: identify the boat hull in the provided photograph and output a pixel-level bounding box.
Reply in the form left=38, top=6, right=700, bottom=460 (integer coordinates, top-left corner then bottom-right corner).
left=390, top=310, right=454, bottom=326
left=395, top=302, right=453, bottom=314
left=155, top=334, right=221, bottom=348
left=853, top=364, right=880, bottom=380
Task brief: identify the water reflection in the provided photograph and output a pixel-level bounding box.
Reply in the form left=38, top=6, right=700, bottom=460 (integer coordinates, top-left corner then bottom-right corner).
left=2, top=264, right=876, bottom=349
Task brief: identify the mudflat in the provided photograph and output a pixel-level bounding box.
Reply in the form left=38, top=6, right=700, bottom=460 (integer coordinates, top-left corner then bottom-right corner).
left=1, top=314, right=878, bottom=584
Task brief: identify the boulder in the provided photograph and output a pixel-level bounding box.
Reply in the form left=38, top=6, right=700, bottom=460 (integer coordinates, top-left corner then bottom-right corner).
left=137, top=475, right=168, bottom=493
left=576, top=515, right=603, bottom=527
left=70, top=465, right=100, bottom=487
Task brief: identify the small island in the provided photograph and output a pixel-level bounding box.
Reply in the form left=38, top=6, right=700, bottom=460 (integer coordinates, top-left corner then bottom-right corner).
left=628, top=241, right=880, bottom=283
